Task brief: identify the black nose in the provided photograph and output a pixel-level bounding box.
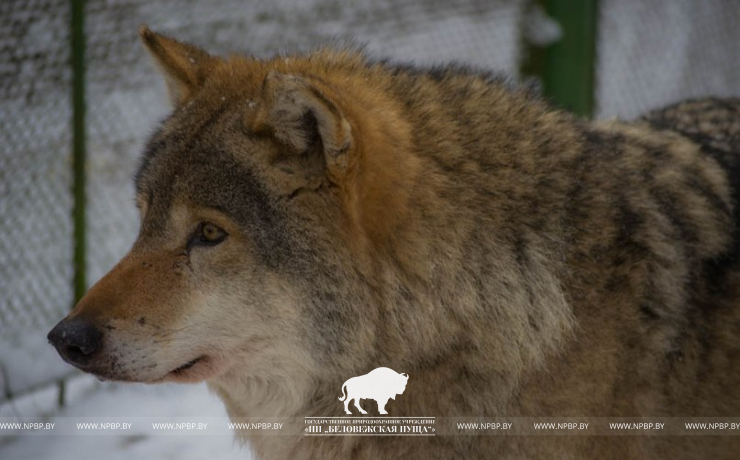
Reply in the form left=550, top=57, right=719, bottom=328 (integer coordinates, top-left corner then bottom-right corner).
left=47, top=317, right=103, bottom=369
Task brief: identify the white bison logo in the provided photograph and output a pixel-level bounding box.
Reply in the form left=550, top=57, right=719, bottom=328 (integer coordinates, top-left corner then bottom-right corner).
left=338, top=367, right=409, bottom=415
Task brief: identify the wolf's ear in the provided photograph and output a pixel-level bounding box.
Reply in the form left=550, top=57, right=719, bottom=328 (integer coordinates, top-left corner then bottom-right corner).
left=250, top=71, right=353, bottom=177
left=139, top=26, right=218, bottom=107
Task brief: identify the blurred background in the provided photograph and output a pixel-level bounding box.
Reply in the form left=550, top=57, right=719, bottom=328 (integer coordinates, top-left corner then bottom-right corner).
left=1, top=0, right=739, bottom=458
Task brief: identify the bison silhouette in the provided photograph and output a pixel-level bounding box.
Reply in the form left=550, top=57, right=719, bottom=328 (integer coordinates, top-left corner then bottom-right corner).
left=338, top=367, right=409, bottom=415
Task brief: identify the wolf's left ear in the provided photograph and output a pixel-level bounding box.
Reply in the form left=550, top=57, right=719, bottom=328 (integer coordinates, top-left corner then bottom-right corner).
left=139, top=26, right=219, bottom=107
left=250, top=71, right=353, bottom=177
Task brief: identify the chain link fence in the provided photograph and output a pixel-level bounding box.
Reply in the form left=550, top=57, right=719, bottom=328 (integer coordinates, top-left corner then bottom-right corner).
left=596, top=0, right=740, bottom=119
left=0, top=0, right=73, bottom=332
left=1, top=0, right=738, bottom=408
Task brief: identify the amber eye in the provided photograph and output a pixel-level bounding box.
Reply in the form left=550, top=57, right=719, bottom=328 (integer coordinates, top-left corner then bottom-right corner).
left=200, top=222, right=226, bottom=244
left=202, top=223, right=222, bottom=241
left=186, top=222, right=228, bottom=251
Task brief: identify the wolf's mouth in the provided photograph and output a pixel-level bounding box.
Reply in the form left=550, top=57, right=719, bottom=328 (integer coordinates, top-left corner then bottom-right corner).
left=170, top=355, right=206, bottom=375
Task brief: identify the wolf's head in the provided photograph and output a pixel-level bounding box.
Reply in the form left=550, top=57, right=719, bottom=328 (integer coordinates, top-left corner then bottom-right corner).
left=48, top=28, right=414, bottom=384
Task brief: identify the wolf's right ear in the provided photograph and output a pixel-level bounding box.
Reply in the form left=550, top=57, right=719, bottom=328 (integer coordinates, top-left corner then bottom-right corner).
left=139, top=26, right=219, bottom=107
left=248, top=71, right=354, bottom=180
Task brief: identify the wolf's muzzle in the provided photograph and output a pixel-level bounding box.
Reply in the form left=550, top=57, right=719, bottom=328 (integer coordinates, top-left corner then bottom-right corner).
left=47, top=317, right=103, bottom=369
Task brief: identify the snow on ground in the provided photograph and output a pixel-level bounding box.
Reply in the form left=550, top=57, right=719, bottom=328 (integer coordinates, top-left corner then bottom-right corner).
left=0, top=328, right=77, bottom=398
left=0, top=380, right=250, bottom=460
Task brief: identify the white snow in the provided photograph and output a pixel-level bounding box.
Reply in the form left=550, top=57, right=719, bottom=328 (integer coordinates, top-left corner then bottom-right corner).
left=0, top=380, right=249, bottom=460
left=0, top=328, right=76, bottom=402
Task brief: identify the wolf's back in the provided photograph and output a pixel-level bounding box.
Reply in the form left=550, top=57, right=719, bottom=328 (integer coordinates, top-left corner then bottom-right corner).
left=643, top=97, right=740, bottom=264
left=642, top=98, right=740, bottom=157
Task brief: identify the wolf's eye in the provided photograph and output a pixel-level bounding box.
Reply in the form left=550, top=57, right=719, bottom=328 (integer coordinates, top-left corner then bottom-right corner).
left=188, top=222, right=227, bottom=250
left=201, top=223, right=225, bottom=243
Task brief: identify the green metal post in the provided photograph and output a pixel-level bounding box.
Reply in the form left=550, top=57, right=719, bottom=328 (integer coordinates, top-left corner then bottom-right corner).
left=522, top=0, right=598, bottom=118
left=71, top=0, right=87, bottom=304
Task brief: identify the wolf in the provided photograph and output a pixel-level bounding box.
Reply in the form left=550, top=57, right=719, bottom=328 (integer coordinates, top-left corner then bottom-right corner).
left=48, top=27, right=740, bottom=459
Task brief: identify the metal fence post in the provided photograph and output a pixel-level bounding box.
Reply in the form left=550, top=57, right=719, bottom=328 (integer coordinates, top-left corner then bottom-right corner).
left=66, top=0, right=88, bottom=408
left=71, top=0, right=87, bottom=305
left=522, top=0, right=598, bottom=118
